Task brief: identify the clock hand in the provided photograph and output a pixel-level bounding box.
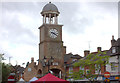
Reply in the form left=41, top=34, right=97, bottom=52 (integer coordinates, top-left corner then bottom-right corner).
left=51, top=32, right=57, bottom=36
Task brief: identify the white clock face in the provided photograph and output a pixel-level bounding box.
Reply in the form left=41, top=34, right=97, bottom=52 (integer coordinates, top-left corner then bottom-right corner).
left=49, top=29, right=58, bottom=38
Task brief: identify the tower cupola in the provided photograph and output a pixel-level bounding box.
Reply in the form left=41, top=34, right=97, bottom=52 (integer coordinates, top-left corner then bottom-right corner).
left=41, top=2, right=59, bottom=24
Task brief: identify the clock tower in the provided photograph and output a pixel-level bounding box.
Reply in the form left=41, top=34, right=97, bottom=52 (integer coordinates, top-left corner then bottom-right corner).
left=38, top=2, right=65, bottom=78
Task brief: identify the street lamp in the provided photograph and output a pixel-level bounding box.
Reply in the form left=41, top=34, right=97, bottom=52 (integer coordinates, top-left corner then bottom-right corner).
left=43, top=56, right=54, bottom=73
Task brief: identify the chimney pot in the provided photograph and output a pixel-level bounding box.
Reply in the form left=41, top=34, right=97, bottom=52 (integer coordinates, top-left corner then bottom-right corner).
left=112, top=35, right=114, bottom=40
left=111, top=35, right=116, bottom=46
left=84, top=50, right=90, bottom=57
left=97, top=47, right=101, bottom=52
left=31, top=57, right=34, bottom=62
left=63, top=46, right=66, bottom=54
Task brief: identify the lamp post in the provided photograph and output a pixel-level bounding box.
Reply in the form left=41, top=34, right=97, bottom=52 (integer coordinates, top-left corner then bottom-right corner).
left=43, top=56, right=54, bottom=73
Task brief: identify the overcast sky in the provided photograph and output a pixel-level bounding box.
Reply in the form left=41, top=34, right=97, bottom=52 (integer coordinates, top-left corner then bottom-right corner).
left=0, top=1, right=118, bottom=67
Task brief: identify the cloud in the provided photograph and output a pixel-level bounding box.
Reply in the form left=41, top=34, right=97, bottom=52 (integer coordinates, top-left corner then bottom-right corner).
left=62, top=2, right=118, bottom=55
left=0, top=2, right=118, bottom=66
left=2, top=13, right=36, bottom=44
left=57, top=2, right=89, bottom=34
left=1, top=2, right=41, bottom=65
left=58, top=2, right=118, bottom=35
left=1, top=2, right=42, bottom=45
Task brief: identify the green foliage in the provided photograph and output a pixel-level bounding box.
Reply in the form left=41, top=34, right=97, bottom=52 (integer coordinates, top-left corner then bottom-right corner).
left=2, top=63, right=11, bottom=82
left=69, top=70, right=84, bottom=80
left=69, top=51, right=109, bottom=81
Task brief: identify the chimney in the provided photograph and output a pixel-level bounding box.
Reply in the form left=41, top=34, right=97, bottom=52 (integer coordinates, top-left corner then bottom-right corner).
left=97, top=47, right=102, bottom=52
left=63, top=46, right=66, bottom=55
left=84, top=50, right=90, bottom=57
left=111, top=35, right=116, bottom=46
left=31, top=57, right=34, bottom=62
left=112, top=35, right=114, bottom=40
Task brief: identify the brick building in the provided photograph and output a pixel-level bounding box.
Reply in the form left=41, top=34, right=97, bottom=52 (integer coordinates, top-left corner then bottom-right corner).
left=65, top=36, right=120, bottom=81
left=65, top=47, right=107, bottom=81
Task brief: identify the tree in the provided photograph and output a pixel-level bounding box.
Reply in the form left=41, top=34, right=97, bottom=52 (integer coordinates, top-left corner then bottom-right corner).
left=69, top=51, right=109, bottom=82
left=2, top=63, right=11, bottom=83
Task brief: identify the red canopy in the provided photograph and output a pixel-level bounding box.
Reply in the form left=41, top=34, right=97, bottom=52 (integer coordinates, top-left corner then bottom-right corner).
left=31, top=73, right=69, bottom=83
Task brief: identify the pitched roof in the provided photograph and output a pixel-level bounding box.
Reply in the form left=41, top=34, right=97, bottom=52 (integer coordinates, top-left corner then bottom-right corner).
left=64, top=53, right=82, bottom=63
left=31, top=73, right=69, bottom=83
left=12, top=65, right=25, bottom=74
